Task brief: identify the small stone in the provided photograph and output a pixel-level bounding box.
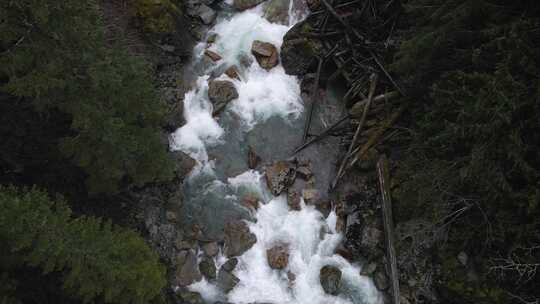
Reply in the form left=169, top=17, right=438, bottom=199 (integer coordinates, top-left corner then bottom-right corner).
left=360, top=262, right=377, bottom=276
left=251, top=40, right=279, bottom=70
left=242, top=195, right=260, bottom=210
left=287, top=271, right=296, bottom=282
left=247, top=145, right=261, bottom=169
left=302, top=188, right=319, bottom=204
left=204, top=49, right=222, bottom=61
left=225, top=66, right=240, bottom=80
left=217, top=268, right=240, bottom=292
left=199, top=257, right=217, bottom=280
left=223, top=220, right=257, bottom=257
left=166, top=211, right=177, bottom=222
left=267, top=243, right=289, bottom=269
left=222, top=258, right=238, bottom=272
left=287, top=188, right=301, bottom=211
left=374, top=270, right=389, bottom=291
left=207, top=33, right=218, bottom=44
left=320, top=265, right=341, bottom=295
left=202, top=242, right=220, bottom=257
left=458, top=251, right=468, bottom=266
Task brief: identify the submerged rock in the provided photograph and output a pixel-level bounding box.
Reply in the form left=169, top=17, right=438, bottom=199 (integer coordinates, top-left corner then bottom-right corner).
left=320, top=265, right=341, bottom=295
left=281, top=20, right=323, bottom=75
left=267, top=243, right=289, bottom=269
left=265, top=160, right=297, bottom=195
left=175, top=250, right=202, bottom=286
left=223, top=220, right=257, bottom=257
left=251, top=40, right=279, bottom=70
left=242, top=195, right=260, bottom=210
left=233, top=0, right=266, bottom=11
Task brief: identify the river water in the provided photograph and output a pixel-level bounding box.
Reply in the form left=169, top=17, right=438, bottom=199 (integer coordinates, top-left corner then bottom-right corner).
left=170, top=1, right=381, bottom=303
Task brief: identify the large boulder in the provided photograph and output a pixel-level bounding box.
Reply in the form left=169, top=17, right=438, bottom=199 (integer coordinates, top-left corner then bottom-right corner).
left=223, top=220, right=257, bottom=257
left=233, top=0, right=266, bottom=11
left=263, top=0, right=290, bottom=24
left=280, top=21, right=323, bottom=75
left=251, top=40, right=279, bottom=70
left=265, top=160, right=297, bottom=195
left=267, top=243, right=289, bottom=269
left=175, top=250, right=203, bottom=286
left=320, top=265, right=341, bottom=295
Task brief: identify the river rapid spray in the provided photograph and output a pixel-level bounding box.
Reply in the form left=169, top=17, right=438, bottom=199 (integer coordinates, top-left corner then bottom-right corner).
left=170, top=2, right=382, bottom=303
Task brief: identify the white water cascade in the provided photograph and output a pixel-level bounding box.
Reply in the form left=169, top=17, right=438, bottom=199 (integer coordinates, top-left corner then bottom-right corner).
left=170, top=1, right=382, bottom=303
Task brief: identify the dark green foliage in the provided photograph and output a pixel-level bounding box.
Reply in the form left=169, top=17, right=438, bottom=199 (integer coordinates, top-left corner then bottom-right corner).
left=0, top=0, right=174, bottom=193
left=392, top=1, right=540, bottom=302
left=0, top=186, right=166, bottom=303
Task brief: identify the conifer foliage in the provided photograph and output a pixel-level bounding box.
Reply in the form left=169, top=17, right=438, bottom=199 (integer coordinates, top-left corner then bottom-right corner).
left=0, top=186, right=166, bottom=303
left=0, top=0, right=174, bottom=193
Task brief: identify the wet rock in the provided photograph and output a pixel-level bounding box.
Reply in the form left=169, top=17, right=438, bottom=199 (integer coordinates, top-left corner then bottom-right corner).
left=281, top=21, right=323, bottom=75
left=287, top=188, right=301, bottom=211
left=176, top=290, right=205, bottom=304
left=287, top=271, right=296, bottom=282
left=163, top=101, right=184, bottom=132
left=263, top=0, right=290, bottom=24
left=223, top=220, right=257, bottom=257
left=360, top=262, right=377, bottom=276
left=334, top=243, right=353, bottom=261
left=166, top=211, right=178, bottom=223
left=233, top=0, right=266, bottom=11
left=195, top=4, right=216, bottom=25
left=217, top=268, right=240, bottom=292
left=302, top=188, right=319, bottom=204
left=238, top=53, right=254, bottom=68
left=374, top=270, right=389, bottom=291
left=251, top=40, right=279, bottom=70
left=296, top=164, right=313, bottom=180
left=222, top=258, right=238, bottom=272
left=265, top=160, right=297, bottom=195
left=225, top=66, right=240, bottom=80
left=171, top=151, right=197, bottom=180
left=247, top=145, right=261, bottom=169
left=207, top=33, right=218, bottom=44
left=208, top=80, right=239, bottom=110
left=242, top=195, right=260, bottom=210
left=199, top=256, right=217, bottom=280
left=176, top=250, right=203, bottom=286
left=205, top=49, right=223, bottom=62
left=202, top=242, right=220, bottom=257
left=320, top=265, right=341, bottom=295
left=267, top=243, right=289, bottom=269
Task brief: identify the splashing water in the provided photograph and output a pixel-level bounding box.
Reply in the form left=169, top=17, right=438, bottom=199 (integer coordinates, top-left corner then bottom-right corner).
left=170, top=1, right=382, bottom=303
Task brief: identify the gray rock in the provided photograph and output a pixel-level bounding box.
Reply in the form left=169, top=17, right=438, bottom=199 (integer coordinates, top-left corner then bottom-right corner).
left=320, top=265, right=341, bottom=295
left=223, top=220, right=257, bottom=257
left=221, top=258, right=238, bottom=272
left=217, top=268, right=240, bottom=292
left=199, top=257, right=217, bottom=280
left=196, top=4, right=216, bottom=25
left=263, top=0, right=290, bottom=24
left=374, top=270, right=389, bottom=291
left=280, top=21, right=323, bottom=75
left=267, top=243, right=289, bottom=269
left=175, top=250, right=203, bottom=286
left=202, top=242, right=220, bottom=257
left=233, top=0, right=266, bottom=11
left=166, top=211, right=178, bottom=223
left=360, top=262, right=377, bottom=276
left=208, top=80, right=238, bottom=114
left=251, top=40, right=279, bottom=70
left=171, top=151, right=197, bottom=180
left=265, top=160, right=296, bottom=195
left=163, top=101, right=184, bottom=132
left=177, top=290, right=205, bottom=304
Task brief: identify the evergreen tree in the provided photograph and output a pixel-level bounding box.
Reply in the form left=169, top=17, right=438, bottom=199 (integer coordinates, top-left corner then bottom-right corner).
left=0, top=0, right=174, bottom=193
left=0, top=186, right=166, bottom=303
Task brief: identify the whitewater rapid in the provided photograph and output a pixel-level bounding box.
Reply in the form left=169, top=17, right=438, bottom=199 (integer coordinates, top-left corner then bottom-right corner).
left=170, top=2, right=382, bottom=304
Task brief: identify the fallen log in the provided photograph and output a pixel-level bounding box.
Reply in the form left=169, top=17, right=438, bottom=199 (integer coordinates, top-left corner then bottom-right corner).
left=302, top=56, right=324, bottom=143
left=349, top=91, right=399, bottom=117
left=294, top=114, right=350, bottom=154
left=377, top=154, right=400, bottom=304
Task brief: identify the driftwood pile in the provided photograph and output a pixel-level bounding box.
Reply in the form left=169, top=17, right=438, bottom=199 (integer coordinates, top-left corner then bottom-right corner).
left=293, top=0, right=405, bottom=189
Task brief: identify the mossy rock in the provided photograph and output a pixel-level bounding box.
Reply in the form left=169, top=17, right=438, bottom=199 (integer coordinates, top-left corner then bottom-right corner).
left=130, top=0, right=181, bottom=33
